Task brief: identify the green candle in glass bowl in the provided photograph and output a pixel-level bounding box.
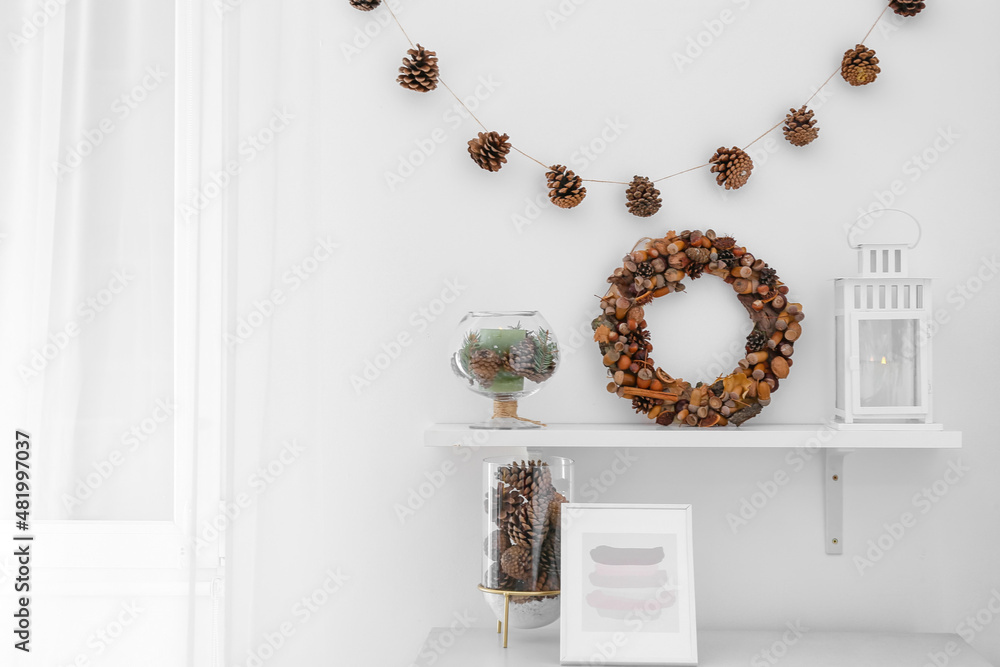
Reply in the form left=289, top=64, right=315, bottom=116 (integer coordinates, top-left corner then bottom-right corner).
left=452, top=311, right=559, bottom=429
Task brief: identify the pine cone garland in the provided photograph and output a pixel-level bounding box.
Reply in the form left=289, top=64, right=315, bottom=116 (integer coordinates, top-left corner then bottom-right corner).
left=710, top=146, right=754, bottom=190
left=397, top=44, right=439, bottom=93
left=783, top=106, right=819, bottom=147
left=467, top=131, right=511, bottom=172
left=890, top=0, right=925, bottom=17
left=546, top=165, right=587, bottom=209
left=625, top=176, right=662, bottom=218
left=349, top=0, right=380, bottom=10
left=470, top=349, right=502, bottom=384
left=500, top=544, right=534, bottom=582
left=841, top=44, right=880, bottom=87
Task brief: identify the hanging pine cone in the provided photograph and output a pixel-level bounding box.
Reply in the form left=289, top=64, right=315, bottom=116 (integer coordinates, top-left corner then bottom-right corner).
left=349, top=0, right=380, bottom=10
left=890, top=0, right=925, bottom=17
left=710, top=146, right=754, bottom=190
left=470, top=349, right=502, bottom=384
left=546, top=165, right=587, bottom=209
left=397, top=44, right=439, bottom=93
left=746, top=329, right=767, bottom=352
left=841, top=44, right=880, bottom=87
left=467, top=131, right=511, bottom=172
left=783, top=106, right=819, bottom=147
left=500, top=544, right=534, bottom=582
left=625, top=176, right=662, bottom=218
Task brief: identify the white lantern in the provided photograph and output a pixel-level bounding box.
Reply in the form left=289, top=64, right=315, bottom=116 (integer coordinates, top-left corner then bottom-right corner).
left=834, top=211, right=938, bottom=429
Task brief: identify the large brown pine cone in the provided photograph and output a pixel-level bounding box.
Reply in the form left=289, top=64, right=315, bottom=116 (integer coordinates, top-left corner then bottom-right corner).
left=507, top=494, right=552, bottom=547
left=546, top=165, right=587, bottom=209
left=625, top=176, right=662, bottom=218
left=709, top=146, right=754, bottom=190
left=841, top=44, right=880, bottom=87
left=500, top=544, right=534, bottom=582
left=890, top=0, right=925, bottom=17
left=467, top=131, right=511, bottom=172
left=470, top=349, right=502, bottom=384
left=397, top=44, right=439, bottom=93
left=783, top=106, right=819, bottom=147
left=498, top=460, right=553, bottom=501
left=349, top=0, right=381, bottom=10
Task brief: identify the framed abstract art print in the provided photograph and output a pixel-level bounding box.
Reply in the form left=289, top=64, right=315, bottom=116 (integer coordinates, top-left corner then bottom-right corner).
left=560, top=504, right=697, bottom=665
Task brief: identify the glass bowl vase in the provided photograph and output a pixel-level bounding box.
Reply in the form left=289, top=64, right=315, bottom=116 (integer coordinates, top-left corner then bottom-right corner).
left=452, top=311, right=559, bottom=429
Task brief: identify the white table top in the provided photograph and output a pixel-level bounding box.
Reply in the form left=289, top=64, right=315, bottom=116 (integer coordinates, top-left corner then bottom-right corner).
left=415, top=624, right=993, bottom=666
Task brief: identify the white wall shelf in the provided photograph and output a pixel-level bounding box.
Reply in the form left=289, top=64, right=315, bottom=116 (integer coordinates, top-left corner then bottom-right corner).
left=425, top=423, right=961, bottom=555
left=414, top=625, right=993, bottom=667
left=424, top=422, right=961, bottom=449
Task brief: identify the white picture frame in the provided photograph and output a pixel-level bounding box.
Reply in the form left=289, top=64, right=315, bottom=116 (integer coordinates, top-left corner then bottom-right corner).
left=560, top=504, right=698, bottom=665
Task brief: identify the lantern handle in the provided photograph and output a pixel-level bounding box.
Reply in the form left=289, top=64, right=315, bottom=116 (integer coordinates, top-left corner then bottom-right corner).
left=847, top=209, right=922, bottom=249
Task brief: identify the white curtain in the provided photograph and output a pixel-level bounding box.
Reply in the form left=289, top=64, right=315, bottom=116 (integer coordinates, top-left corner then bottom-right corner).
left=3, top=0, right=175, bottom=519
left=3, top=1, right=216, bottom=665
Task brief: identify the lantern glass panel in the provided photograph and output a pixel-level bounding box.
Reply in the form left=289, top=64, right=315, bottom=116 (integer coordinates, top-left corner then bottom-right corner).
left=835, top=315, right=844, bottom=410
left=858, top=318, right=919, bottom=408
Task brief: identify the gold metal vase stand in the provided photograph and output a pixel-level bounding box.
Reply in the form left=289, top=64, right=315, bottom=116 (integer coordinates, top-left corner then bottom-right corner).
left=477, top=584, right=560, bottom=648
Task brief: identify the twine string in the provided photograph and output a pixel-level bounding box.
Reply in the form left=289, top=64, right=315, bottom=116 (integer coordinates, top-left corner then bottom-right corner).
left=492, top=401, right=546, bottom=427
left=382, top=2, right=892, bottom=186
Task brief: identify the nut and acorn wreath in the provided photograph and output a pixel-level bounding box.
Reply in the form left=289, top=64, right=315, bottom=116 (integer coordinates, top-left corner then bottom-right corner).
left=592, top=230, right=804, bottom=427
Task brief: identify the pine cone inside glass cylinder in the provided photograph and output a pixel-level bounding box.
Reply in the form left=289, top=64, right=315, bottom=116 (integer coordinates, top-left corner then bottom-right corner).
left=499, top=460, right=554, bottom=499
left=783, top=106, right=819, bottom=147
left=486, top=482, right=523, bottom=524
left=709, top=146, right=754, bottom=190
left=484, top=528, right=511, bottom=562
left=348, top=0, right=381, bottom=10
left=507, top=492, right=553, bottom=547
left=467, top=131, right=511, bottom=172
left=397, top=44, right=439, bottom=93
left=841, top=44, right=880, bottom=86
left=546, top=165, right=587, bottom=209
left=500, top=544, right=534, bottom=582
left=890, top=0, right=925, bottom=17
left=625, top=176, right=662, bottom=218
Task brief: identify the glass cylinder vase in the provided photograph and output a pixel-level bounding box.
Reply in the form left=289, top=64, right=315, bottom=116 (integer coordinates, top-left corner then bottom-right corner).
left=482, top=456, right=573, bottom=629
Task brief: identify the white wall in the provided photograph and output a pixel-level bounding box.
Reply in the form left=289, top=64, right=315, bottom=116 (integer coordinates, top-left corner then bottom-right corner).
left=237, top=1, right=1000, bottom=664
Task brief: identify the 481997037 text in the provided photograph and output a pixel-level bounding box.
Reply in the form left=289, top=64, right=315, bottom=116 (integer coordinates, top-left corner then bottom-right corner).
left=13, top=430, right=33, bottom=652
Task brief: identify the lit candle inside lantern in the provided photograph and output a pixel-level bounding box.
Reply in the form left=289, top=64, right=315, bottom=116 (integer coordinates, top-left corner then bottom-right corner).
left=478, top=328, right=525, bottom=393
